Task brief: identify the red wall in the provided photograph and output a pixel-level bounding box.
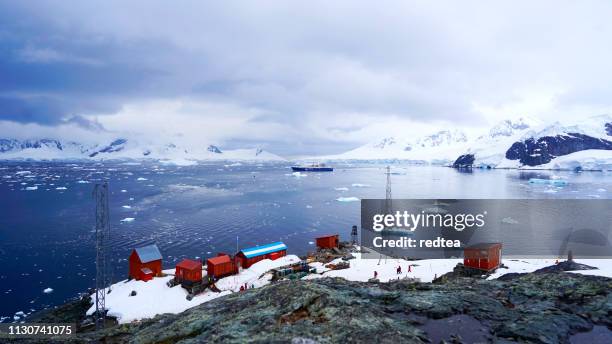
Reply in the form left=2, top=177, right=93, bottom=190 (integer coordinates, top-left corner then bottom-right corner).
left=237, top=250, right=287, bottom=268
left=316, top=235, right=339, bottom=249
left=464, top=246, right=501, bottom=271
left=207, top=258, right=236, bottom=279
left=129, top=250, right=162, bottom=280
left=176, top=266, right=202, bottom=282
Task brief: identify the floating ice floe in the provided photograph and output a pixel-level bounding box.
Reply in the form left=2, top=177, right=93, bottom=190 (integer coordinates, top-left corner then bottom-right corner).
left=55, top=187, right=67, bottom=190
left=120, top=218, right=135, bottom=223
left=25, top=186, right=38, bottom=191
left=15, top=171, right=31, bottom=175
left=334, top=187, right=349, bottom=191
left=528, top=178, right=568, bottom=186
left=43, top=288, right=53, bottom=294
left=136, top=177, right=148, bottom=181
left=336, top=197, right=360, bottom=202
left=121, top=189, right=127, bottom=193
left=305, top=205, right=313, bottom=209
left=290, top=172, right=307, bottom=178
left=351, top=183, right=370, bottom=188
left=76, top=180, right=89, bottom=184
left=122, top=205, right=132, bottom=209
left=501, top=217, right=519, bottom=224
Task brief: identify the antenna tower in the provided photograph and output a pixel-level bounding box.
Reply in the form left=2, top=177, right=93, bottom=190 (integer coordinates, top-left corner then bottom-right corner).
left=93, top=183, right=110, bottom=330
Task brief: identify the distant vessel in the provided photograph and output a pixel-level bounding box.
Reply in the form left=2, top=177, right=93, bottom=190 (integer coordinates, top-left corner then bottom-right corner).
left=291, top=163, right=333, bottom=172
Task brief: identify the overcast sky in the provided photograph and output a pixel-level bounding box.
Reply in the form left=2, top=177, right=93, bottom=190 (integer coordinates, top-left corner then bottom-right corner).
left=1, top=1, right=612, bottom=156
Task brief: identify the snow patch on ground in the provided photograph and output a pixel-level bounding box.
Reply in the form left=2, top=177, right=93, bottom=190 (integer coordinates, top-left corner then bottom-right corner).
left=304, top=253, right=612, bottom=284
left=86, top=255, right=301, bottom=324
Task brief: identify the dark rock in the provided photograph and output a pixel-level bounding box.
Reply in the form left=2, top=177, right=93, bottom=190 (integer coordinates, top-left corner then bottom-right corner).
left=89, top=138, right=127, bottom=157
left=505, top=133, right=612, bottom=166
left=27, top=294, right=92, bottom=327
left=452, top=154, right=475, bottom=168
left=534, top=260, right=598, bottom=273
left=606, top=122, right=612, bottom=136
left=34, top=272, right=612, bottom=344
left=207, top=145, right=222, bottom=154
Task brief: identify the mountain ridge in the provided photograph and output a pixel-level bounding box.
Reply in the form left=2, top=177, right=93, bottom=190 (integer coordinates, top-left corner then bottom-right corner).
left=0, top=137, right=285, bottom=164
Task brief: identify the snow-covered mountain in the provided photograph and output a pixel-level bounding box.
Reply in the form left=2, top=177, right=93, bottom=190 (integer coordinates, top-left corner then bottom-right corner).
left=318, top=115, right=612, bottom=170
left=318, top=129, right=470, bottom=164
left=0, top=138, right=284, bottom=164
left=454, top=115, right=612, bottom=170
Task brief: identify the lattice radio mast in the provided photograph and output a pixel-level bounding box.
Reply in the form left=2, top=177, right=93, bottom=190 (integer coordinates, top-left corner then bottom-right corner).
left=93, top=183, right=110, bottom=330
left=385, top=165, right=392, bottom=213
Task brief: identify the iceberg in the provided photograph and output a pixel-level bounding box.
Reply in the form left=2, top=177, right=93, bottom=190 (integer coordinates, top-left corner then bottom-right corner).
left=528, top=178, right=568, bottom=186
left=336, top=197, right=360, bottom=202
left=120, top=217, right=135, bottom=223
left=25, top=186, right=38, bottom=191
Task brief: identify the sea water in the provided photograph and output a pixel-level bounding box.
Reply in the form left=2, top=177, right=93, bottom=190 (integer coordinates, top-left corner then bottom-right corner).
left=0, top=161, right=611, bottom=320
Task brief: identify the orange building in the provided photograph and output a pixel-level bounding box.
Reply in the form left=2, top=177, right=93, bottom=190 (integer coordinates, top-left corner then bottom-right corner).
left=129, top=244, right=163, bottom=281
left=464, top=243, right=502, bottom=271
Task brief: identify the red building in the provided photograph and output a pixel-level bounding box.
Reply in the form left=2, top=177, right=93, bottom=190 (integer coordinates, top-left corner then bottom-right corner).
left=175, top=259, right=202, bottom=285
left=315, top=234, right=339, bottom=249
left=129, top=244, right=163, bottom=281
left=235, top=242, right=287, bottom=268
left=464, top=243, right=502, bottom=271
left=206, top=254, right=237, bottom=279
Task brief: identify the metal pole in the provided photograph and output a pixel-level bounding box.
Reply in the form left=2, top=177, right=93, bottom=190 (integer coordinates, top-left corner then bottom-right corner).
left=93, top=182, right=110, bottom=330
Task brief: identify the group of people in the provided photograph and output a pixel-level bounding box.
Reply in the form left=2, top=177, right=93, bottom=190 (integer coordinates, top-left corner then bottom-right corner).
left=239, top=282, right=255, bottom=292
left=373, top=264, right=413, bottom=279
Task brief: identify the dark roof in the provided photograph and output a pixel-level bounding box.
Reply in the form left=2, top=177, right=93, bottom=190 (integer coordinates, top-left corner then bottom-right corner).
left=465, top=243, right=502, bottom=250
left=207, top=255, right=232, bottom=265
left=133, top=244, right=163, bottom=263
left=176, top=259, right=202, bottom=270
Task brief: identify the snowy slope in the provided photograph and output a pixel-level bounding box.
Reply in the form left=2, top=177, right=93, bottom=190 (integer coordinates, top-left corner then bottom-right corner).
left=489, top=115, right=612, bottom=169
left=459, top=117, right=541, bottom=168
left=317, top=115, right=612, bottom=170
left=318, top=129, right=470, bottom=164
left=86, top=255, right=300, bottom=323
left=0, top=138, right=284, bottom=163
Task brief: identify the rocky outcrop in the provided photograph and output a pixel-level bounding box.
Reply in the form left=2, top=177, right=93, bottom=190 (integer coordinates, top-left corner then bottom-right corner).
left=29, top=272, right=612, bottom=344
left=0, top=138, right=64, bottom=152
left=89, top=138, right=127, bottom=157
left=452, top=153, right=475, bottom=168
left=207, top=145, right=222, bottom=154
left=505, top=133, right=612, bottom=166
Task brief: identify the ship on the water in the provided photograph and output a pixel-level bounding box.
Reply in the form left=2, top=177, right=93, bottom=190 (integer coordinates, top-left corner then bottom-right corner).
left=291, top=163, right=333, bottom=172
